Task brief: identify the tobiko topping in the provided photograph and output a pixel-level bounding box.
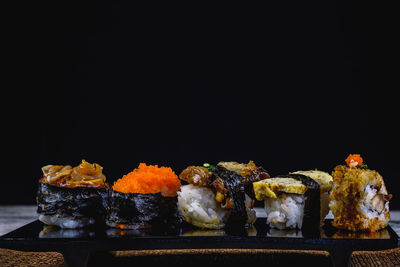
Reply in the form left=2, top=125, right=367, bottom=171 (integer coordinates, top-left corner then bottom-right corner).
left=345, top=154, right=364, bottom=168
left=112, top=163, right=181, bottom=197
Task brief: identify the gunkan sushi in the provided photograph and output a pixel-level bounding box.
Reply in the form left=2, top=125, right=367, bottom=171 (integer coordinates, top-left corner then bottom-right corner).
left=329, top=154, right=392, bottom=231
left=253, top=170, right=333, bottom=230
left=177, top=161, right=269, bottom=229
left=37, top=160, right=108, bottom=228
left=106, top=163, right=181, bottom=229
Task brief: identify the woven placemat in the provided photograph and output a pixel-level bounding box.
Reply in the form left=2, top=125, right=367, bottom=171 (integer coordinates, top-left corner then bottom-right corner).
left=104, top=249, right=332, bottom=266
left=351, top=248, right=400, bottom=267
left=1, top=248, right=399, bottom=267
left=0, top=248, right=65, bottom=267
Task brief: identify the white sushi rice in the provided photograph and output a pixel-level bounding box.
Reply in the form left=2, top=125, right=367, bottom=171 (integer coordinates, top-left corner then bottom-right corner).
left=245, top=193, right=257, bottom=224
left=329, top=184, right=390, bottom=223
left=178, top=184, right=260, bottom=229
left=264, top=193, right=305, bottom=229
left=38, top=214, right=96, bottom=229
left=177, top=184, right=230, bottom=229
left=359, top=184, right=390, bottom=227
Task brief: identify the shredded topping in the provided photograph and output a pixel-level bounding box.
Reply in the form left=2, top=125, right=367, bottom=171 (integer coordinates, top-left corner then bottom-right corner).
left=41, top=160, right=106, bottom=188
left=112, top=163, right=181, bottom=197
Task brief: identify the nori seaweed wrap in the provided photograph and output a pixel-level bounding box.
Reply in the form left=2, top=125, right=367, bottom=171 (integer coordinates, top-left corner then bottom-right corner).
left=106, top=163, right=181, bottom=230
left=36, top=160, right=108, bottom=229
left=106, top=190, right=179, bottom=229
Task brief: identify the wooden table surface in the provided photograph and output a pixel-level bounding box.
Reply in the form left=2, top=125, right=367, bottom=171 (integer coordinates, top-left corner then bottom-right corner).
left=1, top=205, right=399, bottom=237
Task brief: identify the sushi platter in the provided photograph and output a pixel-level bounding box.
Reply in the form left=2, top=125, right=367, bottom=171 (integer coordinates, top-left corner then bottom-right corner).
left=0, top=155, right=398, bottom=266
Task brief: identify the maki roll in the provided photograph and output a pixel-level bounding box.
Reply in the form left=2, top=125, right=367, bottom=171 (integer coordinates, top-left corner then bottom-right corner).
left=37, top=160, right=108, bottom=229
left=177, top=161, right=269, bottom=229
left=329, top=154, right=392, bottom=231
left=253, top=170, right=332, bottom=230
left=106, top=163, right=181, bottom=229
left=291, top=170, right=333, bottom=224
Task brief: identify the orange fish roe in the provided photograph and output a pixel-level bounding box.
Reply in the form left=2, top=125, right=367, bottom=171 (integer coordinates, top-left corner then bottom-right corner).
left=112, top=163, right=181, bottom=197
left=345, top=154, right=363, bottom=168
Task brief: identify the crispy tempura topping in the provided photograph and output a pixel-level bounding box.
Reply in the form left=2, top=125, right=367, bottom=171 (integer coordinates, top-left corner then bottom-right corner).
left=329, top=163, right=391, bottom=232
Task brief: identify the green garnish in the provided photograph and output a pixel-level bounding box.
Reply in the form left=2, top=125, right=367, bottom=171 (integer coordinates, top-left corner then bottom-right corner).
left=203, top=163, right=215, bottom=171
left=357, top=164, right=369, bottom=169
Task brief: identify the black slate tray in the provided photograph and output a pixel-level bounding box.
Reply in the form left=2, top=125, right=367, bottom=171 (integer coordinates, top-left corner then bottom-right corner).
left=0, top=219, right=398, bottom=267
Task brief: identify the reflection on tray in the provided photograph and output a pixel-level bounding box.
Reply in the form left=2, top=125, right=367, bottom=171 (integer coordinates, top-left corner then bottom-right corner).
left=3, top=219, right=397, bottom=259
left=35, top=219, right=391, bottom=240
left=321, top=220, right=391, bottom=239
left=267, top=228, right=303, bottom=238
left=247, top=226, right=257, bottom=236
left=182, top=229, right=226, bottom=236
left=330, top=229, right=390, bottom=239
left=39, top=225, right=95, bottom=238
left=106, top=228, right=147, bottom=237
left=106, top=226, right=182, bottom=237
left=181, top=226, right=257, bottom=237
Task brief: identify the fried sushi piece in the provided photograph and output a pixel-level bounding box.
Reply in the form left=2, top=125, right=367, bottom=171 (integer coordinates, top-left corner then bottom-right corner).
left=329, top=154, right=392, bottom=232
left=253, top=170, right=333, bottom=230
left=178, top=161, right=269, bottom=230
left=37, top=160, right=108, bottom=229
left=106, top=163, right=181, bottom=230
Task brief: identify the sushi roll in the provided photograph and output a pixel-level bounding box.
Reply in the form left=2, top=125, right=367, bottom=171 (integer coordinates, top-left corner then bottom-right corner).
left=291, top=170, right=333, bottom=225
left=37, top=160, right=108, bottom=229
left=329, top=154, right=392, bottom=232
left=253, top=170, right=333, bottom=230
left=177, top=161, right=269, bottom=229
left=106, top=163, right=181, bottom=230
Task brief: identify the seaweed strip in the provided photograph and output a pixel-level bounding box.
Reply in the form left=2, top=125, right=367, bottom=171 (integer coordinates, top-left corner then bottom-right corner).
left=276, top=174, right=321, bottom=236
left=214, top=165, right=247, bottom=231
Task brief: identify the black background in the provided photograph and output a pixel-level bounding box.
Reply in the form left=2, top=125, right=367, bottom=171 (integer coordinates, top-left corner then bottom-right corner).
left=3, top=1, right=399, bottom=208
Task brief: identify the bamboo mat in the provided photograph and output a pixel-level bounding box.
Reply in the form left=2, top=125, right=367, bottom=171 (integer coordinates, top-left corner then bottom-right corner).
left=1, top=248, right=400, bottom=267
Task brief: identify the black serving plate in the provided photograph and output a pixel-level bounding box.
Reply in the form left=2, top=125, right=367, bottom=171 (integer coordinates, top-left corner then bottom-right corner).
left=0, top=219, right=398, bottom=267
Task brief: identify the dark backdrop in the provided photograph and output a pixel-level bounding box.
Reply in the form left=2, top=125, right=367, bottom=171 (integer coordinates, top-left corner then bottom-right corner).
left=3, top=1, right=399, bottom=208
